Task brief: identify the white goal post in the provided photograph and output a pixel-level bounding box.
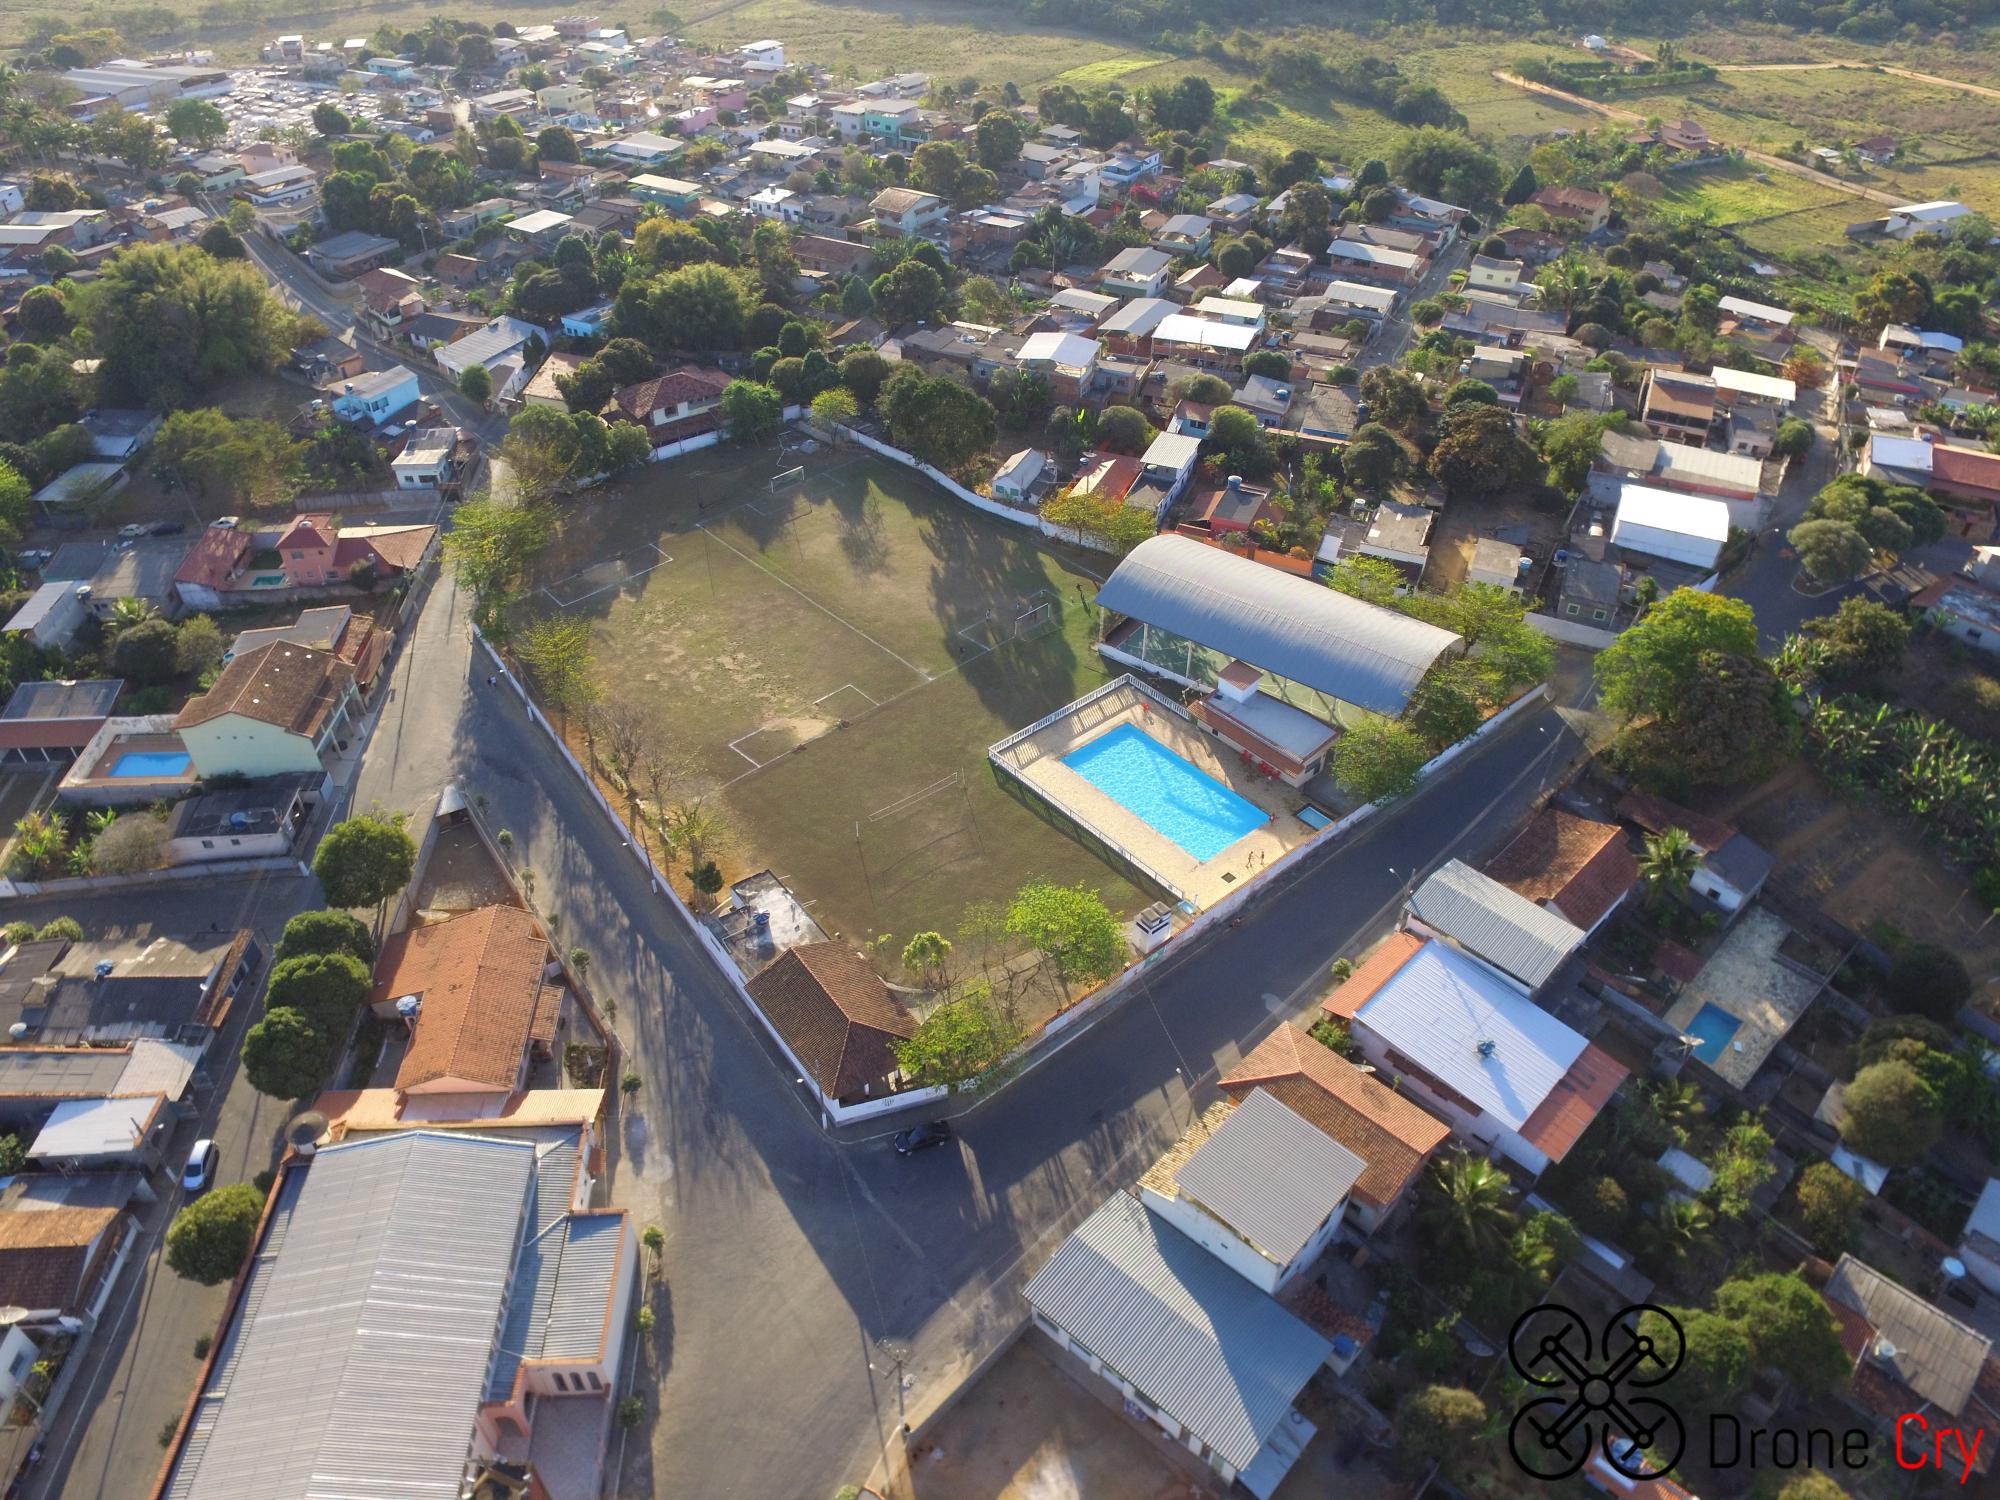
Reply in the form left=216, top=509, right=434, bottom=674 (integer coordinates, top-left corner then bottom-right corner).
left=770, top=465, right=805, bottom=492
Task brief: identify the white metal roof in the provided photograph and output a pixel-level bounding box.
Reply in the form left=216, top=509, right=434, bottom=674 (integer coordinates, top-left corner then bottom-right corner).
left=1022, top=1192, right=1332, bottom=1471
left=1095, top=534, right=1461, bottom=715
left=1152, top=315, right=1258, bottom=353
left=29, top=1094, right=163, bottom=1157
left=1018, top=331, right=1100, bottom=369
left=1611, top=485, right=1730, bottom=567
left=1141, top=431, right=1202, bottom=473
left=1655, top=442, right=1765, bottom=494
left=1407, top=859, right=1585, bottom=990
left=1710, top=366, right=1797, bottom=402
left=1354, top=940, right=1586, bottom=1131
left=1325, top=241, right=1420, bottom=270
left=508, top=208, right=574, bottom=235
left=1716, top=295, right=1793, bottom=327
left=1870, top=434, right=1934, bottom=473
left=1323, top=281, right=1398, bottom=312
left=1172, top=1091, right=1365, bottom=1266
left=1192, top=295, right=1264, bottom=323
left=1099, top=296, right=1176, bottom=336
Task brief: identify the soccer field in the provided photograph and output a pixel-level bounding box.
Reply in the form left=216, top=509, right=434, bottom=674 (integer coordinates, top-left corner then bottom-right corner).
left=529, top=446, right=1146, bottom=954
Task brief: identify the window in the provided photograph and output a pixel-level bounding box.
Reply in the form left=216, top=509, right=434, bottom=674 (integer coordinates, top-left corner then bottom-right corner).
left=1592, top=609, right=1608, bottom=622
left=201, top=839, right=214, bottom=848
left=585, top=1371, right=602, bottom=1390
left=8, top=1351, right=28, bottom=1381
left=551, top=1372, right=570, bottom=1391
left=1564, top=603, right=1579, bottom=616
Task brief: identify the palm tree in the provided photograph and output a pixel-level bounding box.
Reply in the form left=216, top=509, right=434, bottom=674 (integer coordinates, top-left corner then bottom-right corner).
left=1638, top=826, right=1699, bottom=907
left=1417, top=1152, right=1517, bottom=1261
left=1650, top=1078, right=1703, bottom=1141
left=1658, top=1196, right=1713, bottom=1258
left=107, top=597, right=158, bottom=634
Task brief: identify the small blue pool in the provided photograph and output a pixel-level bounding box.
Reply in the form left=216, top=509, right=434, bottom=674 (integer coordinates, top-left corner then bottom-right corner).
left=1684, top=1002, right=1742, bottom=1065
left=1062, top=723, right=1267, bottom=863
left=110, top=750, right=192, bottom=779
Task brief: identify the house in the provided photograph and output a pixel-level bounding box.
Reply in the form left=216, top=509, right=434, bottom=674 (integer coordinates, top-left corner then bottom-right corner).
left=748, top=186, right=802, bottom=223
left=1195, top=474, right=1280, bottom=536
left=0, top=1206, right=135, bottom=1327
left=792, top=233, right=876, bottom=278
left=1023, top=1191, right=1334, bottom=1498
left=161, top=777, right=311, bottom=865
left=78, top=409, right=162, bottom=461
left=155, top=1130, right=636, bottom=1500
left=433, top=251, right=484, bottom=288
left=521, top=350, right=588, bottom=411
left=991, top=448, right=1045, bottom=502
left=0, top=929, right=258, bottom=1046
left=239, top=164, right=317, bottom=206
left=435, top=317, right=546, bottom=402
left=1100, top=246, right=1174, bottom=298
left=1914, top=577, right=2000, bottom=657
left=1529, top=186, right=1611, bottom=233
left=560, top=302, right=614, bottom=340
left=1322, top=239, right=1421, bottom=287
left=1404, top=858, right=1587, bottom=994
left=1638, top=368, right=1716, bottom=446
left=1617, top=791, right=1774, bottom=914
left=1316, top=281, right=1400, bottom=322
left=1015, top=330, right=1099, bottom=399
left=391, top=427, right=466, bottom=491
left=1150, top=313, right=1257, bottom=371
left=867, top=187, right=946, bottom=238
left=1466, top=255, right=1525, bottom=293
left=1323, top=934, right=1628, bottom=1176
left=173, top=643, right=358, bottom=779
left=1150, top=212, right=1212, bottom=258
left=307, top=230, right=402, bottom=280
left=626, top=173, right=701, bottom=211
left=743, top=943, right=916, bottom=1105
left=603, top=130, right=684, bottom=168
left=1100, top=148, right=1163, bottom=186
left=329, top=364, right=422, bottom=426
left=1357, top=500, right=1433, bottom=583
left=1221, top=1024, right=1451, bottom=1236
left=369, top=906, right=558, bottom=1094
left=1098, top=295, right=1176, bottom=355
left=608, top=366, right=730, bottom=445
left=1960, top=1178, right=2000, bottom=1294
left=1820, top=1255, right=2000, bottom=1476
left=1234, top=374, right=1295, bottom=427
left=1290, top=384, right=1360, bottom=446
left=1138, top=1089, right=1364, bottom=1296
left=1556, top=556, right=1625, bottom=628
left=1124, top=431, right=1202, bottom=519
left=1484, top=807, right=1637, bottom=936
left=30, top=464, right=127, bottom=516
left=41, top=540, right=180, bottom=621
left=3, top=582, right=90, bottom=652
left=1610, top=484, right=1730, bottom=571
left=0, top=679, right=122, bottom=766
left=1467, top=537, right=1530, bottom=593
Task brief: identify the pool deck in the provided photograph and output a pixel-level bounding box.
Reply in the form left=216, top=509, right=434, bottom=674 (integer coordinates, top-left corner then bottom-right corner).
left=1664, top=907, right=1822, bottom=1089
left=993, top=679, right=1316, bottom=908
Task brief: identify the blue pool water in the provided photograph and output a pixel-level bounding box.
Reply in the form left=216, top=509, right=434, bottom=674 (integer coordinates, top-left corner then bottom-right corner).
left=1685, top=1002, right=1742, bottom=1065
left=111, top=751, right=192, bottom=779
left=1061, top=723, right=1267, bottom=862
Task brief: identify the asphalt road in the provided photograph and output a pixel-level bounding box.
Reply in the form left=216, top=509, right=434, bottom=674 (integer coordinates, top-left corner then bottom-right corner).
left=338, top=570, right=1598, bottom=1499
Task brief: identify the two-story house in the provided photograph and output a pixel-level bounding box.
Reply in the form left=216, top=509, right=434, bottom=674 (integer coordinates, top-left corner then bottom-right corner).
left=609, top=366, right=731, bottom=445
left=329, top=365, right=422, bottom=427
left=1149, top=212, right=1213, bottom=259
left=868, top=187, right=946, bottom=238
left=1466, top=254, right=1525, bottom=294
left=1099, top=246, right=1175, bottom=298
left=173, top=642, right=359, bottom=779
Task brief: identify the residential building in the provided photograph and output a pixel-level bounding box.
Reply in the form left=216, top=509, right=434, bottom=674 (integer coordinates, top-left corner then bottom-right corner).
left=627, top=173, right=702, bottom=211
left=1356, top=500, right=1433, bottom=584
left=329, top=364, right=422, bottom=426
left=41, top=539, right=179, bottom=621
left=1123, top=431, right=1202, bottom=520
left=239, top=164, right=316, bottom=206
left=1023, top=1191, right=1333, bottom=1497
left=1322, top=935, right=1628, bottom=1176
left=79, top=409, right=162, bottom=461
left=1610, top=484, right=1730, bottom=571
left=1150, top=313, right=1257, bottom=371
left=1220, top=1024, right=1450, bottom=1236
left=307, top=230, right=402, bottom=280
left=1716, top=295, right=1795, bottom=338
left=560, top=302, right=614, bottom=340
left=391, top=427, right=466, bottom=491
left=1483, top=807, right=1638, bottom=937
left=1150, top=213, right=1213, bottom=258
left=1638, top=368, right=1717, bottom=446
left=867, top=187, right=946, bottom=238
left=1617, top=791, right=1774, bottom=914
left=1015, top=330, right=1099, bottom=399
left=368, top=905, right=558, bottom=1094
left=743, top=943, right=916, bottom=1106
left=0, top=928, right=259, bottom=1047
left=1100, top=247, right=1175, bottom=298
left=991, top=448, right=1045, bottom=502
left=3, top=582, right=90, bottom=652
left=1405, top=859, right=1586, bottom=994
left=1466, top=255, right=1525, bottom=293
left=1529, top=186, right=1611, bottom=232
left=435, top=317, right=546, bottom=403
left=608, top=366, right=731, bottom=445
left=1322, top=239, right=1421, bottom=287
left=1467, top=536, right=1530, bottom=593
left=173, top=643, right=358, bottom=779
left=155, top=1130, right=636, bottom=1500
left=161, top=778, right=311, bottom=865
left=0, top=679, right=122, bottom=766
left=0, top=1206, right=135, bottom=1327
left=1917, top=577, right=2000, bottom=657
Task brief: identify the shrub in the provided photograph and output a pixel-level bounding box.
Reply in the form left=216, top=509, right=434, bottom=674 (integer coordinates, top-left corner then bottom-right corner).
left=1796, top=1161, right=1865, bottom=1254
left=1886, top=942, right=1972, bottom=1023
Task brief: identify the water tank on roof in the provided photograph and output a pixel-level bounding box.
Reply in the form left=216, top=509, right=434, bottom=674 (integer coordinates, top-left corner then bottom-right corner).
left=93, top=962, right=113, bottom=980
left=227, top=811, right=250, bottom=830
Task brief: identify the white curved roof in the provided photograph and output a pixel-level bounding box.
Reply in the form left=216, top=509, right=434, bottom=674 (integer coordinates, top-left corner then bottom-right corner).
left=1095, top=534, right=1460, bottom=715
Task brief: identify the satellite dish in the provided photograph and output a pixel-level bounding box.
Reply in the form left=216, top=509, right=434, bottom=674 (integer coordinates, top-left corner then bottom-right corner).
left=0, top=1307, right=31, bottom=1327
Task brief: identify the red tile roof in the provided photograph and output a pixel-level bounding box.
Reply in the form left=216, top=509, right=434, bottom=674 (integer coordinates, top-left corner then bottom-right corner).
left=1223, top=1022, right=1450, bottom=1209
left=1322, top=932, right=1424, bottom=1021
left=0, top=1206, right=119, bottom=1311
left=1068, top=453, right=1142, bottom=504
left=744, top=943, right=915, bottom=1100
left=376, top=906, right=550, bottom=1092
left=173, top=642, right=353, bottom=738
left=1517, top=1042, right=1628, bottom=1163
left=278, top=515, right=338, bottom=553
left=1483, top=808, right=1637, bottom=931
left=173, top=525, right=250, bottom=591
left=611, top=366, right=730, bottom=422
left=1931, top=444, right=2000, bottom=500
left=1615, top=790, right=1736, bottom=855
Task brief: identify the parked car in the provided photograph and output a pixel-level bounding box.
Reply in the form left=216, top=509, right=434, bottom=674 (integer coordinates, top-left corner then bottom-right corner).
left=893, top=1120, right=952, bottom=1156
left=116, top=523, right=150, bottom=541
left=182, top=1139, right=218, bottom=1194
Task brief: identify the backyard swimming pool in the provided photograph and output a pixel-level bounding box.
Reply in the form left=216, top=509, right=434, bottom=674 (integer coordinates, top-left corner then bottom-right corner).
left=1684, top=1002, right=1743, bottom=1065
left=110, top=750, right=192, bottom=778
left=1061, top=723, right=1267, bottom=863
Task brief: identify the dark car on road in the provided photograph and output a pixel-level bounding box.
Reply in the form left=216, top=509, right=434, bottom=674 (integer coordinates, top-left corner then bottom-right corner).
left=893, top=1120, right=952, bottom=1156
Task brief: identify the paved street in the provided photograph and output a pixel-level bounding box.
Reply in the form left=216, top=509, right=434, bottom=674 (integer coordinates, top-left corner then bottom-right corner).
left=330, top=571, right=1596, bottom=1499
left=25, top=875, right=316, bottom=1500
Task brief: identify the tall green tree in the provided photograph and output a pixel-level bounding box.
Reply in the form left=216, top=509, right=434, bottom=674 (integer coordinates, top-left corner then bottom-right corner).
left=1594, top=589, right=1757, bottom=721
left=242, top=1008, right=332, bottom=1099
left=166, top=1182, right=266, bottom=1285
left=1004, top=881, right=1126, bottom=990
left=313, top=813, right=416, bottom=910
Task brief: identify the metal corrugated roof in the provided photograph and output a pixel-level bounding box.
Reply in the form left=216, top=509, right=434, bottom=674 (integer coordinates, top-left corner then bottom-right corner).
left=1172, top=1090, right=1365, bottom=1267
left=1407, top=860, right=1585, bottom=991
left=1024, top=1192, right=1331, bottom=1471
left=1095, top=535, right=1460, bottom=715
left=1354, top=940, right=1586, bottom=1131
left=165, top=1132, right=537, bottom=1500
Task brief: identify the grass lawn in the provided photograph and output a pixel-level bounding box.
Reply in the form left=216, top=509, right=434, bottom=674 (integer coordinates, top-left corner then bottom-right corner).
left=526, top=445, right=1144, bottom=954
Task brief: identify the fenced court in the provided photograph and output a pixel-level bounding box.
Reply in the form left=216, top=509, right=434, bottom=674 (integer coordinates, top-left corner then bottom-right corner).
left=525, top=446, right=1145, bottom=951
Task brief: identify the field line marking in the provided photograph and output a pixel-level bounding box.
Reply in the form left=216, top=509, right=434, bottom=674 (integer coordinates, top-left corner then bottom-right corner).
left=698, top=523, right=929, bottom=680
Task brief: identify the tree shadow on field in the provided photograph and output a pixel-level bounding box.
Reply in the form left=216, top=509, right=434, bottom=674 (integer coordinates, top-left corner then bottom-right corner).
left=833, top=487, right=893, bottom=575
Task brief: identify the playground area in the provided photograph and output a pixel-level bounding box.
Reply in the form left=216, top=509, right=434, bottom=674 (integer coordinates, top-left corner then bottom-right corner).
left=529, top=446, right=1147, bottom=955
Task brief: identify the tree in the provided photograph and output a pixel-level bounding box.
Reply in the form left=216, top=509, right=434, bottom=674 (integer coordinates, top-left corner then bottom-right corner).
left=1798, top=598, right=1906, bottom=686
left=1359, top=366, right=1427, bottom=433
left=901, top=931, right=952, bottom=989
left=1502, top=161, right=1539, bottom=205
left=242, top=1007, right=331, bottom=1099
left=1787, top=517, right=1872, bottom=583
left=152, top=409, right=302, bottom=508
left=195, top=221, right=245, bottom=261
left=1886, top=943, right=1973, bottom=1023
left=972, top=111, right=1024, bottom=170
left=1094, top=405, right=1154, bottom=455
left=111, top=617, right=181, bottom=686
left=165, top=98, right=227, bottom=148
left=894, top=982, right=1023, bottom=1087
left=810, top=387, right=858, bottom=427
left=840, top=348, right=890, bottom=407
left=90, top=813, right=166, bottom=875
left=1328, top=555, right=1410, bottom=608
left=1647, top=1307, right=1749, bottom=1408
left=444, top=496, right=554, bottom=624
left=1331, top=715, right=1427, bottom=801
left=1150, top=74, right=1216, bottom=132
left=1340, top=424, right=1403, bottom=489
left=1387, top=126, right=1502, bottom=205
left=458, top=362, right=494, bottom=403
left=1417, top=1153, right=1516, bottom=1259
left=1796, top=1160, right=1865, bottom=1254
left=265, top=951, right=371, bottom=1040
left=879, top=369, right=995, bottom=471
left=517, top=614, right=598, bottom=723
left=166, top=1182, right=265, bottom=1285
left=275, top=909, right=375, bottom=965
left=623, top=262, right=747, bottom=353
left=13, top=285, right=69, bottom=345
left=1853, top=268, right=1931, bottom=335
left=1595, top=589, right=1757, bottom=720
left=535, top=125, right=580, bottom=163
left=870, top=260, right=946, bottom=325
left=1429, top=403, right=1539, bottom=497
left=1205, top=405, right=1265, bottom=473
left=0, top=464, right=25, bottom=547
left=1539, top=410, right=1608, bottom=494
left=720, top=379, right=784, bottom=444
left=1005, top=881, right=1125, bottom=990
left=1771, top=417, right=1816, bottom=460
left=1650, top=650, right=1792, bottom=787
left=1395, top=1386, right=1485, bottom=1468
left=1638, top=826, right=1699, bottom=905
left=1840, top=1059, right=1940, bottom=1166
left=1712, top=1272, right=1849, bottom=1395
left=312, top=101, right=353, bottom=136
left=90, top=106, right=166, bottom=171
left=1444, top=377, right=1498, bottom=408
left=314, top=812, right=416, bottom=909
left=607, top=422, right=651, bottom=475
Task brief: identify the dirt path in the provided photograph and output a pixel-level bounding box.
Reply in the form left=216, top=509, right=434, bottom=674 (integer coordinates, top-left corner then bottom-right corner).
left=1491, top=70, right=1909, bottom=208
left=1715, top=58, right=2000, bottom=102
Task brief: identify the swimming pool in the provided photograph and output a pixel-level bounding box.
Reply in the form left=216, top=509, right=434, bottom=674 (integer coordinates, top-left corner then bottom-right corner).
left=110, top=750, right=192, bottom=779
left=1684, top=1002, right=1742, bottom=1065
left=1061, top=723, right=1267, bottom=863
